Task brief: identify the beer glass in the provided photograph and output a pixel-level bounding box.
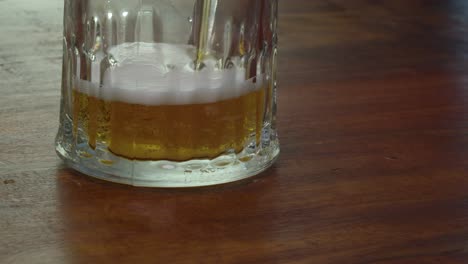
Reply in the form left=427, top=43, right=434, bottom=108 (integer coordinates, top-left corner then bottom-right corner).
left=56, top=0, right=279, bottom=187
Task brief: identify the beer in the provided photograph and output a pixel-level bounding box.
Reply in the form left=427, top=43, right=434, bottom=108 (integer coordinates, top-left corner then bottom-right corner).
left=72, top=43, right=265, bottom=161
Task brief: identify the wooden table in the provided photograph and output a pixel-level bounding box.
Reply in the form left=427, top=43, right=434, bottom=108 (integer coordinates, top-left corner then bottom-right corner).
left=3, top=0, right=468, bottom=263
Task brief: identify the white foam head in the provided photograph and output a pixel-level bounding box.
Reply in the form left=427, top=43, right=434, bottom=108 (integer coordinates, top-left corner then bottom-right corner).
left=76, top=42, right=261, bottom=105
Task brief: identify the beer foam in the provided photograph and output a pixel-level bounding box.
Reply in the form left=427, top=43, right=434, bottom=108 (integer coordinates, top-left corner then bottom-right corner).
left=75, top=42, right=261, bottom=105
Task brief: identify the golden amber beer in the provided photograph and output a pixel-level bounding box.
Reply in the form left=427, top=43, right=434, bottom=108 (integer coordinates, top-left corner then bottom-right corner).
left=73, top=88, right=265, bottom=161
left=72, top=43, right=265, bottom=161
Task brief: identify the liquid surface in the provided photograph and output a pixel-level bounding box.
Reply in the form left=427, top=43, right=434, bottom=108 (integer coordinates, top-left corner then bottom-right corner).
left=78, top=42, right=258, bottom=105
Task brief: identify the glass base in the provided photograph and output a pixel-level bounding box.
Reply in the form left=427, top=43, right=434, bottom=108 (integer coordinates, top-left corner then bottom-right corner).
left=56, top=143, right=279, bottom=187
left=55, top=117, right=279, bottom=187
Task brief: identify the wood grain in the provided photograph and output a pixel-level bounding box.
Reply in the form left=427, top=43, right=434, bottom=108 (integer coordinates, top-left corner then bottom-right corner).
left=3, top=0, right=468, bottom=263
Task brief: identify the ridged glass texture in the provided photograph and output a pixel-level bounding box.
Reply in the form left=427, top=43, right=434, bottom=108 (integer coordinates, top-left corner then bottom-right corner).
left=56, top=0, right=279, bottom=187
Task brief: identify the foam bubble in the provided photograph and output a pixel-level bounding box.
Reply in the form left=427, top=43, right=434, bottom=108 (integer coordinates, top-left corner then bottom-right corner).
left=75, top=42, right=260, bottom=105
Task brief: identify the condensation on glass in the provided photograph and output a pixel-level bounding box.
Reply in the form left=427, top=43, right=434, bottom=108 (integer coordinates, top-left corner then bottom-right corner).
left=56, top=0, right=279, bottom=187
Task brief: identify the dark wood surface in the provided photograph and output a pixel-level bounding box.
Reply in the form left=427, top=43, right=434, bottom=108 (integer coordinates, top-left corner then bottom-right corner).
left=3, top=0, right=468, bottom=263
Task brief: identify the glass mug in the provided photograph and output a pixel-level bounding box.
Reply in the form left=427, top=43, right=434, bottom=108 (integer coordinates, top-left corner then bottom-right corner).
left=56, top=0, right=279, bottom=187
